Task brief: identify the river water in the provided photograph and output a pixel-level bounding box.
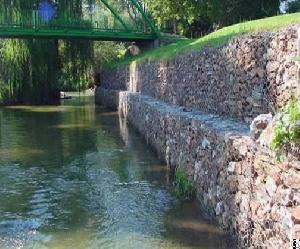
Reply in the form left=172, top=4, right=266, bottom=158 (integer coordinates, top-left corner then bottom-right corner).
left=0, top=95, right=232, bottom=249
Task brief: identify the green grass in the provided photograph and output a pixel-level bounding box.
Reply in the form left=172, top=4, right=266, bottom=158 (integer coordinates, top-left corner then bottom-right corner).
left=174, top=168, right=196, bottom=200
left=106, top=13, right=300, bottom=69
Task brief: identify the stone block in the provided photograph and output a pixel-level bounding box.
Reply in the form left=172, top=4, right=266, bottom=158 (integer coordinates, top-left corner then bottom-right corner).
left=292, top=206, right=300, bottom=224
left=283, top=169, right=300, bottom=189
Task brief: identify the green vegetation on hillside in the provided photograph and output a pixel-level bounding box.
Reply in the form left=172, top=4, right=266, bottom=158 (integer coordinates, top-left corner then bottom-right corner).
left=107, top=13, right=300, bottom=68
left=271, top=97, right=300, bottom=161
left=145, top=0, right=281, bottom=37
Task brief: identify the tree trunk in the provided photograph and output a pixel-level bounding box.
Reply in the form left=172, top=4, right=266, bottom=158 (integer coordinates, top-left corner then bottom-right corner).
left=172, top=19, right=177, bottom=34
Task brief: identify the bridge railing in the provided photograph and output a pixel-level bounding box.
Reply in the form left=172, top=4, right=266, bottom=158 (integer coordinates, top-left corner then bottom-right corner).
left=0, top=9, right=152, bottom=34
left=0, top=0, right=159, bottom=40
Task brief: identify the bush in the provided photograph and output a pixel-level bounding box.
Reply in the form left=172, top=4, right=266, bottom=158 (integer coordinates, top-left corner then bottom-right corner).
left=94, top=41, right=126, bottom=70
left=174, top=168, right=196, bottom=200
left=270, top=97, right=300, bottom=161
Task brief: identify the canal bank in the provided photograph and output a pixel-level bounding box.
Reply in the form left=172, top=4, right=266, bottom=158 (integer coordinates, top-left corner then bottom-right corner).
left=96, top=25, right=300, bottom=248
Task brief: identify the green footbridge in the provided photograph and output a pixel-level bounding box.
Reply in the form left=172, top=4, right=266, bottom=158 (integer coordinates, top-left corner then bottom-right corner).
left=0, top=0, right=159, bottom=41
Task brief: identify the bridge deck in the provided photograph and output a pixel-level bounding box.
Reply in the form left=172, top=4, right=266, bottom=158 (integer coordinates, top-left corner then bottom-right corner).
left=0, top=0, right=159, bottom=41
left=0, top=26, right=156, bottom=41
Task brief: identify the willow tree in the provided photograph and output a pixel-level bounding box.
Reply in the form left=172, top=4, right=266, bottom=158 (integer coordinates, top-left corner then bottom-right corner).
left=0, top=0, right=94, bottom=104
left=0, top=0, right=60, bottom=104
left=57, top=0, right=94, bottom=91
left=0, top=39, right=31, bottom=103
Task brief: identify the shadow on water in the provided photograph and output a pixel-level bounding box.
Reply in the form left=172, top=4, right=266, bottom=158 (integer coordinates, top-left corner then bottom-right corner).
left=0, top=95, right=234, bottom=249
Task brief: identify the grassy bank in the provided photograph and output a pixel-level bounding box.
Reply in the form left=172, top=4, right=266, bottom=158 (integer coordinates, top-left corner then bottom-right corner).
left=107, top=13, right=300, bottom=69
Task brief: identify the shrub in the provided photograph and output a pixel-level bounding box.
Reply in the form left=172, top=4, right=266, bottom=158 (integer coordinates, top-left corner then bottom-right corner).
left=270, top=97, right=300, bottom=161
left=174, top=168, right=196, bottom=200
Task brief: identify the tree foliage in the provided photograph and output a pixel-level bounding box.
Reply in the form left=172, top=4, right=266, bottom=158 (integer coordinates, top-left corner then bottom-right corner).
left=0, top=38, right=60, bottom=104
left=206, top=0, right=280, bottom=26
left=285, top=0, right=300, bottom=13
left=59, top=39, right=93, bottom=92
left=145, top=0, right=282, bottom=36
left=93, top=41, right=126, bottom=71
left=145, top=0, right=201, bottom=34
left=0, top=0, right=125, bottom=104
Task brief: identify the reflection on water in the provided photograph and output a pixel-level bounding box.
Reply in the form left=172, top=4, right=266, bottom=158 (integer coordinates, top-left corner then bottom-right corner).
left=0, top=96, right=233, bottom=249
